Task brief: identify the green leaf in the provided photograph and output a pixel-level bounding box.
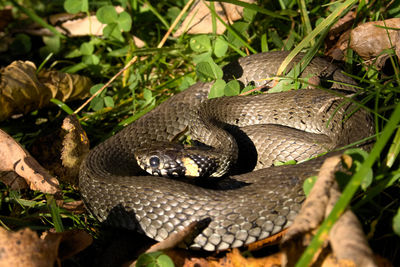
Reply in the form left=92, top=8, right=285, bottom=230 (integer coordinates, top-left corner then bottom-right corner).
left=103, top=23, right=124, bottom=42
left=243, top=7, right=257, bottom=22
left=143, top=89, right=152, bottom=101
left=192, top=52, right=213, bottom=64
left=104, top=96, right=114, bottom=107
left=64, top=0, right=88, bottom=14
left=393, top=207, right=400, bottom=236
left=224, top=80, right=240, bottom=96
left=190, top=35, right=212, bottom=53
left=12, top=34, right=31, bottom=54
left=344, top=149, right=373, bottom=190
left=82, top=54, right=100, bottom=65
left=226, top=21, right=249, bottom=48
left=179, top=76, right=196, bottom=91
left=136, top=252, right=174, bottom=267
left=90, top=84, right=104, bottom=95
left=96, top=5, right=118, bottom=24
left=209, top=79, right=226, bottom=99
left=167, top=7, right=180, bottom=21
left=80, top=42, right=94, bottom=55
left=117, top=11, right=132, bottom=31
left=90, top=97, right=104, bottom=111
left=196, top=61, right=223, bottom=82
left=214, top=36, right=228, bottom=58
left=65, top=48, right=81, bottom=58
left=241, top=84, right=256, bottom=94
left=303, top=176, right=317, bottom=196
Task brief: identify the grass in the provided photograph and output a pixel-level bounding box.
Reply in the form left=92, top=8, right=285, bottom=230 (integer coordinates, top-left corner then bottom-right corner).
left=0, top=0, right=399, bottom=265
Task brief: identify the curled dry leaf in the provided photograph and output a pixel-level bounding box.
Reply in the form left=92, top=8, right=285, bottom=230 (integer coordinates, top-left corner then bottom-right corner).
left=0, top=129, right=60, bottom=194
left=0, top=227, right=93, bottom=267
left=0, top=227, right=59, bottom=267
left=164, top=248, right=282, bottom=267
left=174, top=0, right=256, bottom=36
left=41, top=229, right=93, bottom=260
left=350, top=18, right=400, bottom=68
left=281, top=154, right=376, bottom=267
left=59, top=200, right=86, bottom=214
left=0, top=171, right=28, bottom=190
left=0, top=60, right=92, bottom=122
left=60, top=115, right=90, bottom=185
left=30, top=115, right=89, bottom=186
left=325, top=10, right=355, bottom=60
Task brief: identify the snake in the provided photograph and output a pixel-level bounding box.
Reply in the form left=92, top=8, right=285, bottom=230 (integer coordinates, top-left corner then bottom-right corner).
left=79, top=51, right=374, bottom=251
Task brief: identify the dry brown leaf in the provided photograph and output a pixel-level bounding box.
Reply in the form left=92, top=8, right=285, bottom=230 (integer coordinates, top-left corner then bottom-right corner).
left=174, top=0, right=256, bottom=36
left=59, top=200, right=86, bottom=214
left=60, top=115, right=90, bottom=185
left=29, top=115, right=88, bottom=186
left=0, top=227, right=92, bottom=266
left=325, top=11, right=355, bottom=60
left=37, top=69, right=92, bottom=102
left=173, top=249, right=282, bottom=267
left=0, top=129, right=60, bottom=194
left=0, top=171, right=28, bottom=190
left=41, top=229, right=93, bottom=260
left=0, top=227, right=59, bottom=267
left=0, top=60, right=92, bottom=122
left=47, top=7, right=144, bottom=47
left=350, top=18, right=400, bottom=68
left=281, top=154, right=376, bottom=267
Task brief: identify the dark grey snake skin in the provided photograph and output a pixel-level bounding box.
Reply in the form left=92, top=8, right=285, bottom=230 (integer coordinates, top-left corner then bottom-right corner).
left=79, top=51, right=374, bottom=251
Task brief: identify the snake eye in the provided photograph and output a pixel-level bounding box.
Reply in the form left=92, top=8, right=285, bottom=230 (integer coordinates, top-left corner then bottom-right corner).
left=149, top=156, right=160, bottom=168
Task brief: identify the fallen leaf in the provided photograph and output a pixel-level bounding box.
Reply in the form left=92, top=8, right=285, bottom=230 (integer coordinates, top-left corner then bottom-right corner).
left=0, top=227, right=59, bottom=267
left=48, top=7, right=145, bottom=47
left=174, top=0, right=256, bottom=36
left=29, top=115, right=88, bottom=186
left=281, top=154, right=376, bottom=267
left=0, top=60, right=92, bottom=122
left=173, top=249, right=283, bottom=267
left=0, top=227, right=93, bottom=266
left=325, top=11, right=355, bottom=60
left=41, top=229, right=93, bottom=260
left=0, top=129, right=60, bottom=194
left=0, top=171, right=28, bottom=190
left=350, top=18, right=400, bottom=68
left=37, top=69, right=92, bottom=102
left=60, top=115, right=90, bottom=185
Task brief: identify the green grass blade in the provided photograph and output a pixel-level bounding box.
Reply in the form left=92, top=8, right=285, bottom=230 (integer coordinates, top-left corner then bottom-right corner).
left=9, top=0, right=65, bottom=39
left=277, top=0, right=357, bottom=76
left=46, top=195, right=64, bottom=232
left=297, top=0, right=314, bottom=46
left=50, top=99, right=75, bottom=115
left=295, top=101, right=400, bottom=267
left=144, top=0, right=170, bottom=29
left=386, top=127, right=400, bottom=168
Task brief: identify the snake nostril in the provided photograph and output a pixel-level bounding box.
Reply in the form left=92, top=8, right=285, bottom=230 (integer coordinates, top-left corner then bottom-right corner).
left=149, top=156, right=160, bottom=168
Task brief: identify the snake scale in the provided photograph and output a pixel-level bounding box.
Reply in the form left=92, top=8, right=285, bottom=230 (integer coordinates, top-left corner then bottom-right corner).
left=79, top=51, right=374, bottom=251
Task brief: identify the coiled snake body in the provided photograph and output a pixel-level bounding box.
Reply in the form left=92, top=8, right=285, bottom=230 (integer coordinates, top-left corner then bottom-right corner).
left=79, top=51, right=374, bottom=251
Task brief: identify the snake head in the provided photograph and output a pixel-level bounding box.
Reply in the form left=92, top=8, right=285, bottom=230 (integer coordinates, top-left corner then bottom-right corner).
left=135, top=144, right=220, bottom=178
left=135, top=144, right=187, bottom=177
